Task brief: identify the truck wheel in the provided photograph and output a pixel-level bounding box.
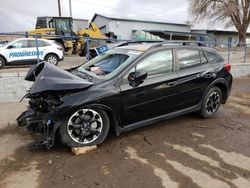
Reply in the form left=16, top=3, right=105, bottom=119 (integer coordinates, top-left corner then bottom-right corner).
left=199, top=86, right=222, bottom=118
left=59, top=107, right=110, bottom=147
left=45, top=54, right=59, bottom=65
left=0, top=56, right=5, bottom=68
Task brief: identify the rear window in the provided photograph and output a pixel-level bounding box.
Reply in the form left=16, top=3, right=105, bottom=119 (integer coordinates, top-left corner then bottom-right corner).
left=177, top=49, right=208, bottom=70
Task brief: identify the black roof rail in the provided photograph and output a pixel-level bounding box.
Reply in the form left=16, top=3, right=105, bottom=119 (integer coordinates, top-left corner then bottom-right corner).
left=116, top=40, right=164, bottom=47
left=149, top=40, right=206, bottom=49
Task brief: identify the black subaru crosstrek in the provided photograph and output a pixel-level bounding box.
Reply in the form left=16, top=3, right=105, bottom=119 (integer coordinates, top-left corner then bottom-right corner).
left=17, top=41, right=233, bottom=148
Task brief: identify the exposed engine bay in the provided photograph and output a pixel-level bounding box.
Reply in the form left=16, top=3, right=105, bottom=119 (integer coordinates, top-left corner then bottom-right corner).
left=18, top=91, right=73, bottom=148
left=17, top=62, right=93, bottom=148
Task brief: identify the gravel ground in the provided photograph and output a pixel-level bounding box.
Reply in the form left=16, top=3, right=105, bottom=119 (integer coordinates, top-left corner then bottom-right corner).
left=0, top=77, right=250, bottom=188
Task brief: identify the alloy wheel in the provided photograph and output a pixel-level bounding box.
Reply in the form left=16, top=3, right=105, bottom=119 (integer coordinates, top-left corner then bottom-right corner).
left=205, top=91, right=221, bottom=114
left=47, top=56, right=58, bottom=65
left=67, top=109, right=103, bottom=144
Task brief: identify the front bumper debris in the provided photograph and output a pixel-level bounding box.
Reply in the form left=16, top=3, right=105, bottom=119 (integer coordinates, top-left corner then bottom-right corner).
left=17, top=109, right=57, bottom=149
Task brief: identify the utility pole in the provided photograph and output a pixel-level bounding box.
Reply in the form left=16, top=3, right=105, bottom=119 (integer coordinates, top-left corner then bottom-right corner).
left=69, top=0, right=72, bottom=17
left=58, top=0, right=62, bottom=17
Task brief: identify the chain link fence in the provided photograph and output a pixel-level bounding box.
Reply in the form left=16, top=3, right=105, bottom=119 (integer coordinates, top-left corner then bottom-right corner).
left=205, top=42, right=250, bottom=64
left=0, top=32, right=249, bottom=71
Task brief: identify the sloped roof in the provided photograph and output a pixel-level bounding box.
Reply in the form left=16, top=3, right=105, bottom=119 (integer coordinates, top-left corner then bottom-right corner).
left=91, top=13, right=189, bottom=27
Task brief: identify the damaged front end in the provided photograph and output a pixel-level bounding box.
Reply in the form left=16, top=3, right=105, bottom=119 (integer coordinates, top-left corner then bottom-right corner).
left=17, top=92, right=65, bottom=148
left=17, top=62, right=93, bottom=148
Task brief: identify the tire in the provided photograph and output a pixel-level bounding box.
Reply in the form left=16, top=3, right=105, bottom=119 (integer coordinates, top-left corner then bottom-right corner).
left=59, top=107, right=110, bottom=147
left=0, top=56, right=5, bottom=69
left=78, top=43, right=86, bottom=57
left=199, top=86, right=222, bottom=118
left=45, top=54, right=59, bottom=65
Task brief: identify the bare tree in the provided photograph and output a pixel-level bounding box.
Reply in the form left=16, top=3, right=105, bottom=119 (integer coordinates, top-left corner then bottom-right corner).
left=190, top=0, right=250, bottom=45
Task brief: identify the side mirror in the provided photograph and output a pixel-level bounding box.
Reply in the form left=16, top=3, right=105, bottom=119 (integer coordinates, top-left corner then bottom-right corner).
left=128, top=71, right=148, bottom=87
left=7, top=45, right=14, bottom=49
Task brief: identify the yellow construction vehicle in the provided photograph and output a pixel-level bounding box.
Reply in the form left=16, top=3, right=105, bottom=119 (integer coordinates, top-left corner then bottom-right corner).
left=29, top=17, right=75, bottom=55
left=76, top=22, right=110, bottom=57
left=28, top=16, right=114, bottom=56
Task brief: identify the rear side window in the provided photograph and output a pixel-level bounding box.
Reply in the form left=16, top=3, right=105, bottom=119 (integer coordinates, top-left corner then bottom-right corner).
left=205, top=51, right=222, bottom=63
left=39, top=41, right=50, bottom=47
left=178, top=49, right=208, bottom=70
left=136, top=50, right=173, bottom=78
left=28, top=40, right=50, bottom=48
left=200, top=51, right=208, bottom=64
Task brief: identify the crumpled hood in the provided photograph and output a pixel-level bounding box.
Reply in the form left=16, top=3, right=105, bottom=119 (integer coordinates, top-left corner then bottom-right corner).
left=25, top=62, right=93, bottom=94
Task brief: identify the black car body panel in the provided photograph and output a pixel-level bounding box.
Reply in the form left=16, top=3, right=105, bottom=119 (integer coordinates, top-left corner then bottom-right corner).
left=17, top=43, right=233, bottom=148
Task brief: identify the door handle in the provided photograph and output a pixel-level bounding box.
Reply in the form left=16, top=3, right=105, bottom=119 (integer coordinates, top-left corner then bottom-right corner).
left=167, top=81, right=178, bottom=86
left=199, top=72, right=216, bottom=78
left=204, top=72, right=216, bottom=78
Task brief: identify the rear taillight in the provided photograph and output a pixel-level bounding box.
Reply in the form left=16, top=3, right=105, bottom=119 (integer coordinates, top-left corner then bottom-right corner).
left=224, top=64, right=231, bottom=72
left=57, top=47, right=62, bottom=51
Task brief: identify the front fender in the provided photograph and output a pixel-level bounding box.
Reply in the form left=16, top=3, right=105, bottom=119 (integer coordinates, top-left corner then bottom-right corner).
left=52, top=87, right=122, bottom=135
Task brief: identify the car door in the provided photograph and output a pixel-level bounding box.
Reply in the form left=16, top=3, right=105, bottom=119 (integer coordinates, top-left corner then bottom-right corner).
left=6, top=39, right=34, bottom=64
left=120, top=49, right=178, bottom=126
left=176, top=48, right=217, bottom=110
left=27, top=40, right=46, bottom=63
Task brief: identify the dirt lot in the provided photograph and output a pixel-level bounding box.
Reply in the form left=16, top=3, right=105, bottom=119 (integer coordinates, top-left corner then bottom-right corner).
left=0, top=77, right=250, bottom=188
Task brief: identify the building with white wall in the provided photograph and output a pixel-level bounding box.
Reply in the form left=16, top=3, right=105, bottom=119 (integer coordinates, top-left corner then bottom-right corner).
left=91, top=13, right=192, bottom=40
left=72, top=18, right=89, bottom=32
left=192, top=29, right=250, bottom=46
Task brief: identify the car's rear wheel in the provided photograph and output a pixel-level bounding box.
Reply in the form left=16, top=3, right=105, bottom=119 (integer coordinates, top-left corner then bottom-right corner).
left=45, top=54, right=59, bottom=65
left=199, top=86, right=222, bottom=118
left=59, top=108, right=110, bottom=147
left=0, top=56, right=5, bottom=68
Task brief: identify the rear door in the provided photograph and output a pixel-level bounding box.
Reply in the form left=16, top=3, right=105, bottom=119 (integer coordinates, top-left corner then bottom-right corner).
left=28, top=40, right=48, bottom=61
left=120, top=49, right=178, bottom=125
left=176, top=48, right=217, bottom=109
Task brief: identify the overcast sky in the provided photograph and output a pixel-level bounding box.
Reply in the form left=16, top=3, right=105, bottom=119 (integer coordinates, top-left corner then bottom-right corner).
left=0, top=0, right=229, bottom=32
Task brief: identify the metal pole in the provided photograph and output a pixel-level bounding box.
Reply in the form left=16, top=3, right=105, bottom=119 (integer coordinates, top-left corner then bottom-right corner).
left=58, top=0, right=61, bottom=17
left=35, top=35, right=39, bottom=64
left=69, top=0, right=72, bottom=17
left=244, top=43, right=247, bottom=63
left=85, top=37, right=90, bottom=62
left=227, top=43, right=230, bottom=64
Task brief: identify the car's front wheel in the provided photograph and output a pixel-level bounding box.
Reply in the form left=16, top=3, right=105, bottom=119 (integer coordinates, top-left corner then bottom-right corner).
left=199, top=86, right=222, bottom=118
left=45, top=54, right=59, bottom=65
left=0, top=56, right=5, bottom=69
left=59, top=108, right=110, bottom=147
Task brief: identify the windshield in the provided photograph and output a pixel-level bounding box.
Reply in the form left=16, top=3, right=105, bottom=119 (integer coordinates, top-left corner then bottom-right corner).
left=1, top=41, right=11, bottom=47
left=76, top=49, right=141, bottom=80
left=55, top=19, right=72, bottom=33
